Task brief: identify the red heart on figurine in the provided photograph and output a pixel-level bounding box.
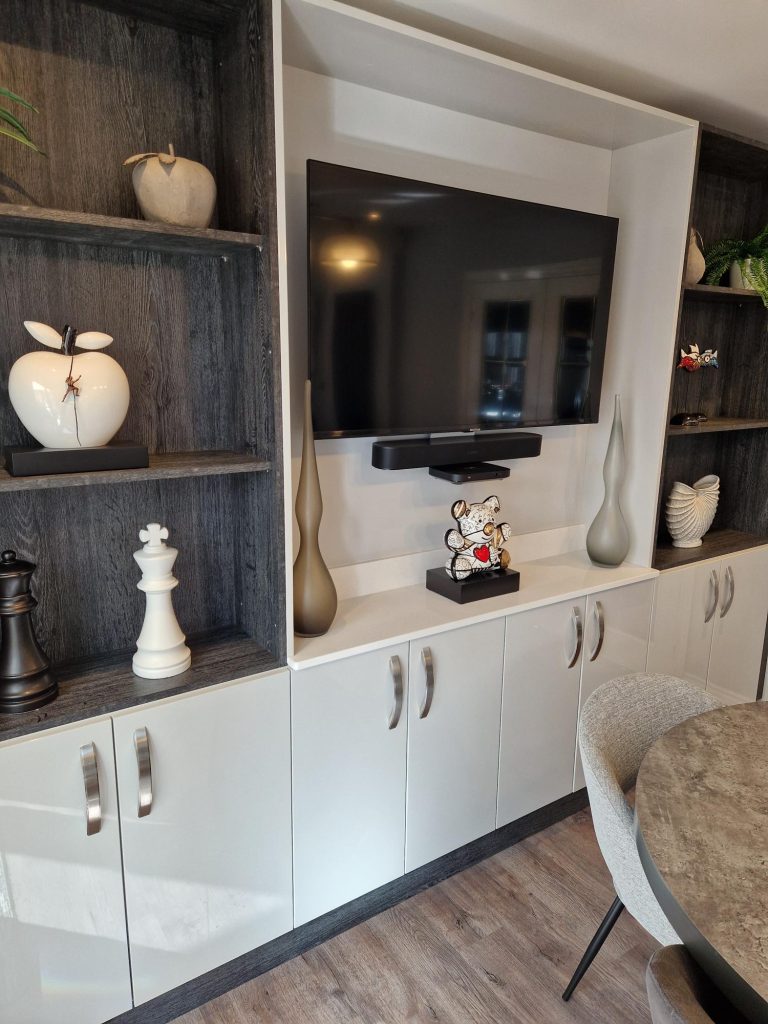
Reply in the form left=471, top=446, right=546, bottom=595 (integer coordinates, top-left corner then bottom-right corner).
left=474, top=544, right=490, bottom=562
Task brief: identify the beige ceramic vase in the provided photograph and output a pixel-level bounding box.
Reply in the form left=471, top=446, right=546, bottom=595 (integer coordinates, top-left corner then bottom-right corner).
left=124, top=144, right=217, bottom=228
left=293, top=380, right=337, bottom=637
left=665, top=475, right=719, bottom=548
left=683, top=228, right=706, bottom=286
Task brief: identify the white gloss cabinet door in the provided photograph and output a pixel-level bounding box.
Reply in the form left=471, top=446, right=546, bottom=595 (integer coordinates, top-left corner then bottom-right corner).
left=574, top=580, right=654, bottom=789
left=498, top=599, right=584, bottom=826
left=406, top=619, right=505, bottom=872
left=646, top=562, right=718, bottom=688
left=0, top=719, right=132, bottom=1024
left=113, top=671, right=293, bottom=1005
left=291, top=645, right=409, bottom=926
left=708, top=547, right=768, bottom=705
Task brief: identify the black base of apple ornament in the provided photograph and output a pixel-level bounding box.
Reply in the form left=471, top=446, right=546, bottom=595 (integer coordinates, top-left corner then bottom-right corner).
left=4, top=442, right=149, bottom=477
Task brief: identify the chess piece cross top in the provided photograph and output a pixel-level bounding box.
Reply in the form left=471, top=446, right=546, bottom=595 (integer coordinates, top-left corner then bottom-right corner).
left=140, top=523, right=169, bottom=550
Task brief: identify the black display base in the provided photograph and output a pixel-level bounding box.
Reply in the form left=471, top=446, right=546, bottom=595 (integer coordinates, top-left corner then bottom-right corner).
left=428, top=462, right=511, bottom=484
left=4, top=442, right=149, bottom=477
left=426, top=566, right=521, bottom=604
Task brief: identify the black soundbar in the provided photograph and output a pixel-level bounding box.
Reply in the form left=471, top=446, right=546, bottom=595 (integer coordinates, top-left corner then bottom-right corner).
left=371, top=432, right=542, bottom=472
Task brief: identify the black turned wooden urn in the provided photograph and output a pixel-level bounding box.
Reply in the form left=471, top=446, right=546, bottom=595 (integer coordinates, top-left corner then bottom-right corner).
left=0, top=551, right=57, bottom=713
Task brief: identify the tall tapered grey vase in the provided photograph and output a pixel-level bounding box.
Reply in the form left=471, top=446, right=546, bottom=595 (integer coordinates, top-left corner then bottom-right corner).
left=293, top=380, right=337, bottom=637
left=586, top=395, right=630, bottom=567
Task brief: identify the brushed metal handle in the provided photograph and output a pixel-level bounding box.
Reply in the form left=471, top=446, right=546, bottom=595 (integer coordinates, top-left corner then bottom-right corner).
left=720, top=565, right=735, bottom=618
left=419, top=646, right=434, bottom=719
left=567, top=606, right=583, bottom=669
left=589, top=601, right=605, bottom=662
left=388, top=655, right=404, bottom=729
left=80, top=742, right=102, bottom=837
left=134, top=727, right=153, bottom=818
left=704, top=568, right=719, bottom=623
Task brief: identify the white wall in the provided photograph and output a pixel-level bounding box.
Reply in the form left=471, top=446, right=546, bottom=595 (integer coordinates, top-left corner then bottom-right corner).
left=283, top=66, right=613, bottom=570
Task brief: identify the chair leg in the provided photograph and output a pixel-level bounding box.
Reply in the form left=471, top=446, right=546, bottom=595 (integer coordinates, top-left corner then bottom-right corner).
left=562, top=895, right=624, bottom=1001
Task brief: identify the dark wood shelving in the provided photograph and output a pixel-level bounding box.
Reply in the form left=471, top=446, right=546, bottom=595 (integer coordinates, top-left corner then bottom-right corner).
left=0, top=203, right=263, bottom=256
left=0, top=451, right=270, bottom=492
left=654, top=529, right=768, bottom=571
left=0, top=629, right=281, bottom=743
left=683, top=283, right=763, bottom=304
left=667, top=417, right=768, bottom=437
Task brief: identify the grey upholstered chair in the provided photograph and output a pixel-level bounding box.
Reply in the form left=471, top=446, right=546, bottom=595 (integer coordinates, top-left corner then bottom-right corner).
left=647, top=945, right=749, bottom=1024
left=562, top=673, right=719, bottom=1001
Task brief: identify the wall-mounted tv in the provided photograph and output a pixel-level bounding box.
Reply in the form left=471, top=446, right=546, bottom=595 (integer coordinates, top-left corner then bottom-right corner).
left=308, top=160, right=619, bottom=439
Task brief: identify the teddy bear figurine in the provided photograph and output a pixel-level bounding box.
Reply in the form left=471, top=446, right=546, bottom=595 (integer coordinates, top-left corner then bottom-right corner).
left=444, top=495, right=512, bottom=581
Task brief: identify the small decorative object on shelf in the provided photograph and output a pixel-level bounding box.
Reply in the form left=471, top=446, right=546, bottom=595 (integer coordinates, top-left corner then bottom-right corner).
left=426, top=495, right=520, bottom=604
left=124, top=144, right=217, bottom=229
left=666, top=475, right=720, bottom=548
left=586, top=394, right=630, bottom=567
left=293, top=380, right=337, bottom=637
left=704, top=225, right=768, bottom=307
left=683, top=227, right=706, bottom=286
left=670, top=412, right=708, bottom=427
left=677, top=342, right=718, bottom=372
left=133, top=523, right=191, bottom=679
left=0, top=550, right=57, bottom=714
left=5, top=321, right=147, bottom=476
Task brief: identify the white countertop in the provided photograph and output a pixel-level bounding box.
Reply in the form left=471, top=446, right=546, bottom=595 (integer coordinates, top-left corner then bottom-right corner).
left=290, top=550, right=658, bottom=669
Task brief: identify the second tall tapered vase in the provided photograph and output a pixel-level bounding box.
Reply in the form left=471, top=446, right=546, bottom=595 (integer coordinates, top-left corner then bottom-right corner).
left=586, top=395, right=630, bottom=567
left=293, top=380, right=337, bottom=637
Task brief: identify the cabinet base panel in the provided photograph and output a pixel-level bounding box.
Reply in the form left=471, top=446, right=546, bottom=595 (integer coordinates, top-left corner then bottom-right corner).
left=107, top=788, right=588, bottom=1024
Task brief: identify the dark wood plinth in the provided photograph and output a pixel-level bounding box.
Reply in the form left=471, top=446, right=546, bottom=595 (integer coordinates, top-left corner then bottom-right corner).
left=426, top=566, right=521, bottom=604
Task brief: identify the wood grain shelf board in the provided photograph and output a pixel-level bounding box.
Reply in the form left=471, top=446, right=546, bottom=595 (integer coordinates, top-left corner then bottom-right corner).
left=0, top=451, right=270, bottom=492
left=0, top=630, right=283, bottom=743
left=667, top=417, right=768, bottom=437
left=0, top=204, right=263, bottom=256
left=654, top=529, right=768, bottom=571
left=80, top=0, right=244, bottom=35
left=683, top=284, right=763, bottom=303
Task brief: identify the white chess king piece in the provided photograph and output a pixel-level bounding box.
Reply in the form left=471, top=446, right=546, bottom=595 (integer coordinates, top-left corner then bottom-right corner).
left=132, top=523, right=191, bottom=679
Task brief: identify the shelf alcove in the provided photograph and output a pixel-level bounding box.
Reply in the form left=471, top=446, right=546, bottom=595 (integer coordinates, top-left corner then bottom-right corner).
left=0, top=0, right=286, bottom=706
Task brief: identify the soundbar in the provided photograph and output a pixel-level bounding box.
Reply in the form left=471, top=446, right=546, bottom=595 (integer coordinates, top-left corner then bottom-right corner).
left=372, top=432, right=542, bottom=479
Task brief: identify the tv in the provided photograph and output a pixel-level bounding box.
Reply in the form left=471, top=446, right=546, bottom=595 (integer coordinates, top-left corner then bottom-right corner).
left=308, top=160, right=618, bottom=440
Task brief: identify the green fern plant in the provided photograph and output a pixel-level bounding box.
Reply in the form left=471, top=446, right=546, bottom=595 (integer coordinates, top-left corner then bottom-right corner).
left=0, top=87, right=44, bottom=154
left=705, top=224, right=768, bottom=307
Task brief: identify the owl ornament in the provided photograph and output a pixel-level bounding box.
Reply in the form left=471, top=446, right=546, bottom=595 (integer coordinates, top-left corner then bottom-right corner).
left=678, top=343, right=718, bottom=372
left=444, top=495, right=512, bottom=581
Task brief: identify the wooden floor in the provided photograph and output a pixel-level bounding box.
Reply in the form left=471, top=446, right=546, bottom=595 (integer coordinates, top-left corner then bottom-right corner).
left=173, top=809, right=656, bottom=1023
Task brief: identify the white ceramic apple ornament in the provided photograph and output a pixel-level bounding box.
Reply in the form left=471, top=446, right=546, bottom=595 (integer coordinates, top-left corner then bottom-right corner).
left=9, top=322, right=130, bottom=449
left=124, top=144, right=217, bottom=229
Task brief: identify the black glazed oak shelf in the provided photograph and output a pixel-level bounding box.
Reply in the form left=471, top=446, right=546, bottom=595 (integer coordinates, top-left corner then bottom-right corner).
left=683, top=284, right=763, bottom=304
left=0, top=630, right=283, bottom=743
left=667, top=417, right=768, bottom=437
left=654, top=529, right=768, bottom=571
left=0, top=203, right=263, bottom=257
left=0, top=451, right=270, bottom=492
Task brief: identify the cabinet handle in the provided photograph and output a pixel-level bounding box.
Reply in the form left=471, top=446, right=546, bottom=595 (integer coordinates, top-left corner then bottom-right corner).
left=134, top=727, right=153, bottom=818
left=80, top=742, right=102, bottom=837
left=720, top=565, right=735, bottom=618
left=419, top=646, right=434, bottom=719
left=704, top=569, right=719, bottom=623
left=567, top=606, right=583, bottom=668
left=388, top=655, right=404, bottom=729
left=589, top=601, right=605, bottom=662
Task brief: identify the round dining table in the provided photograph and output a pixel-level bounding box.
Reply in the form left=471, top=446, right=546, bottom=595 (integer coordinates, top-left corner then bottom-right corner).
left=635, top=701, right=768, bottom=1024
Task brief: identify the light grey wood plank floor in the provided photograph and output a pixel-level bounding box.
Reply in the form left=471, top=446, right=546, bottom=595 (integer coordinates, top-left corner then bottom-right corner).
left=173, top=809, right=655, bottom=1023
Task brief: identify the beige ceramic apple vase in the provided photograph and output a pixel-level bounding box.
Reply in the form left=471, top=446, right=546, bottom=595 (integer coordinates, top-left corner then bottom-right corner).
left=125, top=144, right=217, bottom=229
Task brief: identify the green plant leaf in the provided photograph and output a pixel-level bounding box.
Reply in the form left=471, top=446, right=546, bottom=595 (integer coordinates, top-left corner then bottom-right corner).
left=0, top=106, right=31, bottom=139
left=742, top=255, right=768, bottom=308
left=0, top=123, right=44, bottom=154
left=0, top=87, right=38, bottom=113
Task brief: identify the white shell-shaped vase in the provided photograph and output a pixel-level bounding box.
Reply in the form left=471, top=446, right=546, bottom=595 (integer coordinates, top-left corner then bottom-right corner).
left=665, top=475, right=720, bottom=548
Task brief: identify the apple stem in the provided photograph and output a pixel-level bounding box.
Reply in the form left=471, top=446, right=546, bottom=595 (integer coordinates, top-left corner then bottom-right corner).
left=168, top=143, right=175, bottom=158
left=61, top=324, right=78, bottom=355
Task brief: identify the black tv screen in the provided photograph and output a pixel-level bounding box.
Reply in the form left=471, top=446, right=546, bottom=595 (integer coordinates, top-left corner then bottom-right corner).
left=308, top=160, right=618, bottom=439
